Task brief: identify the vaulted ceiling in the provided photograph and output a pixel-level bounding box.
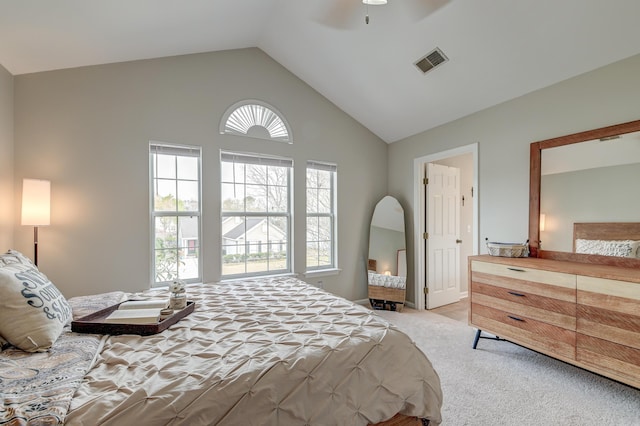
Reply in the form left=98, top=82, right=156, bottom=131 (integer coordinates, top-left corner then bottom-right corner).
left=2, top=0, right=640, bottom=143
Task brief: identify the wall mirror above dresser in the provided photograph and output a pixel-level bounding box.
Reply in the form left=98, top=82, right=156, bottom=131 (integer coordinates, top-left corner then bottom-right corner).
left=529, top=119, right=640, bottom=267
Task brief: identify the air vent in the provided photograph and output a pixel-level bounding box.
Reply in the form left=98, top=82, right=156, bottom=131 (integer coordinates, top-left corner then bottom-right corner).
left=414, top=47, right=448, bottom=74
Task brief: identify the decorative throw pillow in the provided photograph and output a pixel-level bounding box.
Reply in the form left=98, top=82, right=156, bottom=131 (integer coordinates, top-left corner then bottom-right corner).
left=0, top=262, right=72, bottom=352
left=0, top=249, right=35, bottom=267
left=575, top=239, right=640, bottom=258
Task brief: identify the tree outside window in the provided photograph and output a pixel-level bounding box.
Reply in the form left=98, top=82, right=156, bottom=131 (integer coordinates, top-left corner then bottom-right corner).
left=150, top=144, right=201, bottom=285
left=221, top=151, right=292, bottom=278
left=306, top=161, right=337, bottom=270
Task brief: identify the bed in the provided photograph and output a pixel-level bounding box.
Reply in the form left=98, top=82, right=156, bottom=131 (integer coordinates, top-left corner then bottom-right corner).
left=0, top=251, right=443, bottom=426
left=368, top=250, right=407, bottom=312
left=367, top=271, right=406, bottom=312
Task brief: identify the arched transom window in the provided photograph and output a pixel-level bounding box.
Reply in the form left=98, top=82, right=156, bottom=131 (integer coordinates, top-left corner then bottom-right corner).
left=220, top=100, right=292, bottom=143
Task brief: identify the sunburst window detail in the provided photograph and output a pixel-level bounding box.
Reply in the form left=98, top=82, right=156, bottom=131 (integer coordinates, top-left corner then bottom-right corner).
left=220, top=100, right=292, bottom=143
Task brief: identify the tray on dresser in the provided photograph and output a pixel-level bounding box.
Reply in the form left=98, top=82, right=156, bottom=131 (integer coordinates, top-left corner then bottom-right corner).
left=71, top=301, right=195, bottom=336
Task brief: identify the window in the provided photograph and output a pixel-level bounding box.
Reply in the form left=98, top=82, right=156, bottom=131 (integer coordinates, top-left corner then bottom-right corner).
left=220, top=100, right=292, bottom=143
left=306, top=161, right=337, bottom=270
left=221, top=151, right=292, bottom=278
left=150, top=143, right=201, bottom=285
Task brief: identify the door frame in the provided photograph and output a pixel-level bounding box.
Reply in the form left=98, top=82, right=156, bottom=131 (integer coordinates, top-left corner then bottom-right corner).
left=413, top=143, right=479, bottom=310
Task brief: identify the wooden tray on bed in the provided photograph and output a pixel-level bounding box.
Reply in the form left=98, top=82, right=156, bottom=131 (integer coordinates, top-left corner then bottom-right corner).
left=71, top=301, right=195, bottom=336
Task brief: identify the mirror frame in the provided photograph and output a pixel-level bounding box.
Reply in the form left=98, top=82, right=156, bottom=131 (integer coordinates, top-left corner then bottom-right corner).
left=529, top=118, right=640, bottom=267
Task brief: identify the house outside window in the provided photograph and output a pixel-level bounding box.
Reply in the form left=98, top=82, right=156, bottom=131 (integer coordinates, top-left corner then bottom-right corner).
left=306, top=161, right=337, bottom=271
left=150, top=143, right=201, bottom=286
left=221, top=151, right=292, bottom=278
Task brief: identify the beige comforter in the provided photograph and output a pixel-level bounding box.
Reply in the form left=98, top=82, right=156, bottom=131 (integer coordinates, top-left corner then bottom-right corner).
left=66, top=277, right=442, bottom=425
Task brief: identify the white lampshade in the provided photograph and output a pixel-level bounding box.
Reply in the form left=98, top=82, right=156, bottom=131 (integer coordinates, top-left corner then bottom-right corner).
left=21, top=179, right=51, bottom=226
left=363, top=0, right=387, bottom=4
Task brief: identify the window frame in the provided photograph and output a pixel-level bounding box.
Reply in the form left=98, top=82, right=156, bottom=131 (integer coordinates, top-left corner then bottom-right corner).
left=306, top=161, right=338, bottom=272
left=219, top=100, right=293, bottom=143
left=220, top=150, right=293, bottom=279
left=149, top=142, right=202, bottom=287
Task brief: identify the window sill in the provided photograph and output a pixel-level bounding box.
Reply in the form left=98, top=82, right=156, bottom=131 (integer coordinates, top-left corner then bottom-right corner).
left=303, top=268, right=342, bottom=278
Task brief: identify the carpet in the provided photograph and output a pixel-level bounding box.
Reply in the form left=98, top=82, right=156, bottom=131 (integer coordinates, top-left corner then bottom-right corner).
left=374, top=308, right=640, bottom=426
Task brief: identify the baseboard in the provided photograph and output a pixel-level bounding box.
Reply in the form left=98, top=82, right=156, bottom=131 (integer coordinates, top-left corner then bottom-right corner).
left=460, top=291, right=468, bottom=299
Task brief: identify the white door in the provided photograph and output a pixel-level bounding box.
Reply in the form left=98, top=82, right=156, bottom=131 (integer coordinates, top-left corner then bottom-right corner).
left=425, top=162, right=461, bottom=309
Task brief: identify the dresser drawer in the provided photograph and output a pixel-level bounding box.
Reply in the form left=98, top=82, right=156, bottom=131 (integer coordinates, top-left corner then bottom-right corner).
left=470, top=260, right=577, bottom=333
left=577, top=276, right=640, bottom=350
left=471, top=280, right=576, bottom=330
left=471, top=303, right=576, bottom=360
left=576, top=334, right=640, bottom=389
left=471, top=260, right=576, bottom=302
left=578, top=276, right=640, bottom=307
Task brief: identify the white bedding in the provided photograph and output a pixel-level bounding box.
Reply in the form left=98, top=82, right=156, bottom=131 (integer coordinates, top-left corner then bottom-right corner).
left=368, top=271, right=407, bottom=289
left=66, top=277, right=442, bottom=425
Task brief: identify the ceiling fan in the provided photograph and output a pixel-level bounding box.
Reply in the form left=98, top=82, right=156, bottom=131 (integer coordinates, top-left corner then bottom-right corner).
left=317, top=0, right=450, bottom=29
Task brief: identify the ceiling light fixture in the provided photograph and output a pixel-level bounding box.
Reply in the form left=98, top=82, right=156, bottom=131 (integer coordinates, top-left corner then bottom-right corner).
left=362, top=0, right=387, bottom=24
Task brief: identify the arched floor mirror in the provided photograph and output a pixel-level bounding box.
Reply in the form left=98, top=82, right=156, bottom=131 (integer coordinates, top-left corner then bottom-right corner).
left=367, top=196, right=407, bottom=311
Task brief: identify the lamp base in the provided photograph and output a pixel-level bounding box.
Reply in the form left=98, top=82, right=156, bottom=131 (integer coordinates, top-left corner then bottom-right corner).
left=34, top=226, right=39, bottom=267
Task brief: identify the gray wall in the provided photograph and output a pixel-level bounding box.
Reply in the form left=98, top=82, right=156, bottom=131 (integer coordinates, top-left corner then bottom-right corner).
left=13, top=48, right=388, bottom=299
left=541, top=163, right=640, bottom=252
left=9, top=48, right=640, bottom=304
left=389, top=53, right=640, bottom=304
left=0, top=64, right=13, bottom=251
left=369, top=226, right=405, bottom=276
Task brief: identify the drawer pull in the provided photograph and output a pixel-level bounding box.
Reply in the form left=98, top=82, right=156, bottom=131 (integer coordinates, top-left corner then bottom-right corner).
left=507, top=315, right=524, bottom=322
left=507, top=267, right=525, bottom=272
left=508, top=291, right=525, bottom=297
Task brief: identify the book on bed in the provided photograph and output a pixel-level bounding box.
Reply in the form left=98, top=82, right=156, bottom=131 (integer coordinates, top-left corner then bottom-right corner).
left=103, top=307, right=163, bottom=324
left=118, top=299, right=169, bottom=310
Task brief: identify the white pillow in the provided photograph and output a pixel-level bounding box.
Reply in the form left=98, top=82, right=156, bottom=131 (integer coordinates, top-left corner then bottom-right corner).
left=0, top=258, right=72, bottom=352
left=575, top=239, right=640, bottom=258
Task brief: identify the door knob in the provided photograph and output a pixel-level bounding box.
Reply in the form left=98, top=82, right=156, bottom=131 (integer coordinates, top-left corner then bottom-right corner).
left=456, top=239, right=462, bottom=244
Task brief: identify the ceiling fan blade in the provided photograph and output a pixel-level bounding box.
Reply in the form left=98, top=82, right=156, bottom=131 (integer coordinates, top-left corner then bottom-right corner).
left=313, top=0, right=363, bottom=30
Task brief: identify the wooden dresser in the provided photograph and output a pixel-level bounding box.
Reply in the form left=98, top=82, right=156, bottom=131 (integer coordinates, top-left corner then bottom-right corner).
left=469, top=255, right=640, bottom=388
